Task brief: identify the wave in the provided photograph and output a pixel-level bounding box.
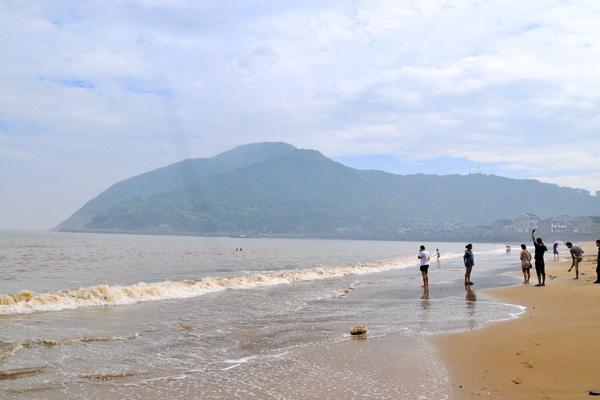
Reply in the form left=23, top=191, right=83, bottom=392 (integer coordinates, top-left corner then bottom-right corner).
left=0, top=341, right=23, bottom=364
left=0, top=334, right=139, bottom=365
left=337, top=280, right=359, bottom=299
left=22, top=334, right=139, bottom=348
left=0, top=256, right=424, bottom=315
left=0, top=249, right=480, bottom=316
left=80, top=372, right=137, bottom=381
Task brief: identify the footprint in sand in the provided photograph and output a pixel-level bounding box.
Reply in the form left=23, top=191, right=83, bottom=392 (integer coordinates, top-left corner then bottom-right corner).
left=522, top=361, right=534, bottom=369
left=512, top=378, right=523, bottom=385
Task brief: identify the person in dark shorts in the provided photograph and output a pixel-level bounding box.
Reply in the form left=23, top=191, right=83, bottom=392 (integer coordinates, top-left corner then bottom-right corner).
left=595, top=239, right=600, bottom=284
left=418, top=245, right=430, bottom=287
left=531, top=229, right=547, bottom=286
left=553, top=242, right=559, bottom=261
left=519, top=243, right=532, bottom=284
left=463, top=243, right=474, bottom=285
left=566, top=242, right=584, bottom=279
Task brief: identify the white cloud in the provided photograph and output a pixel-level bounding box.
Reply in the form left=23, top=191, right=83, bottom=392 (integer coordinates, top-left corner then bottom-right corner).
left=2, top=0, right=600, bottom=228
left=537, top=174, right=600, bottom=194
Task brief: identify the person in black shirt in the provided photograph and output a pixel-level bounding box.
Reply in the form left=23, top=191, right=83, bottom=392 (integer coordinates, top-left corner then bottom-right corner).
left=595, top=239, right=600, bottom=284
left=531, top=229, right=547, bottom=287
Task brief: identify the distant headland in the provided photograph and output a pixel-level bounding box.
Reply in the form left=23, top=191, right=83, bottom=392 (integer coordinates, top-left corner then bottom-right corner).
left=57, top=142, right=600, bottom=241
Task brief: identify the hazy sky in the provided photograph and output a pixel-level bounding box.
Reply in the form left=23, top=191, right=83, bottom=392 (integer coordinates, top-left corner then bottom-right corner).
left=2, top=1, right=600, bottom=229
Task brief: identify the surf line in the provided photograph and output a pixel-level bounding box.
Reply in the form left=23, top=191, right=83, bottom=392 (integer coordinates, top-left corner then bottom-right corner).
left=0, top=256, right=424, bottom=315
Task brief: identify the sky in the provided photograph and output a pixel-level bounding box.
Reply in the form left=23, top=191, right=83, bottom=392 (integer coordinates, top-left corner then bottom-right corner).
left=2, top=0, right=600, bottom=229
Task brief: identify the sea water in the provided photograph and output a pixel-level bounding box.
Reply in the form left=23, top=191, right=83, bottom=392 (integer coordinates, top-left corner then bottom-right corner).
left=0, top=232, right=524, bottom=399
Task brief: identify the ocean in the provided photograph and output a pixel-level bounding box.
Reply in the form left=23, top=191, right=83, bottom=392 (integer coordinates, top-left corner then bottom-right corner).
left=0, top=231, right=524, bottom=399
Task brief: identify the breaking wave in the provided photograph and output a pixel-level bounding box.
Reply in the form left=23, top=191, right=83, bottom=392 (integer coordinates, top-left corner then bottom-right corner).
left=0, top=251, right=469, bottom=315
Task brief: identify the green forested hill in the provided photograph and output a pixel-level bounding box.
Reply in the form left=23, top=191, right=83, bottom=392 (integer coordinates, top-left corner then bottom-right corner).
left=58, top=142, right=600, bottom=237
left=59, top=142, right=297, bottom=228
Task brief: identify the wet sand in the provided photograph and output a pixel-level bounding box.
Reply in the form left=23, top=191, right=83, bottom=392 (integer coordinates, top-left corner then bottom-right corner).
left=433, top=241, right=600, bottom=399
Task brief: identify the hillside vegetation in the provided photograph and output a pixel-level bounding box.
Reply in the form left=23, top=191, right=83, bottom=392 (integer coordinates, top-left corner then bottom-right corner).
left=58, top=142, right=600, bottom=238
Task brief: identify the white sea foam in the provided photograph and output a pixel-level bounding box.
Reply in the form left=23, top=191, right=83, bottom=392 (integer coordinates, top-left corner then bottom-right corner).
left=223, top=351, right=290, bottom=367
left=223, top=355, right=258, bottom=364
left=0, top=255, right=429, bottom=315
left=22, top=333, right=139, bottom=347
left=0, top=247, right=494, bottom=316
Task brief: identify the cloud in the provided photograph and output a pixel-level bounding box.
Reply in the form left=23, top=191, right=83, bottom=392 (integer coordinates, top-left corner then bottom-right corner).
left=2, top=0, right=600, bottom=228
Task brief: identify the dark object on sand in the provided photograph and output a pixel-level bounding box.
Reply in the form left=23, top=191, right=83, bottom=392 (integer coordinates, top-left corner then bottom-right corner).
left=350, top=326, right=368, bottom=336
left=590, top=389, right=600, bottom=396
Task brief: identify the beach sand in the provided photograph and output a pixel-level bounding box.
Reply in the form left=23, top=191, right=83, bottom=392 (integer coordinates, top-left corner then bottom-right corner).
left=433, top=241, right=600, bottom=399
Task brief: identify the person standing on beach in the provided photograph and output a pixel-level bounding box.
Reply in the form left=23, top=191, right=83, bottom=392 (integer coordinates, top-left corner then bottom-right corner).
left=519, top=244, right=532, bottom=284
left=566, top=242, right=584, bottom=279
left=531, top=229, right=547, bottom=286
left=553, top=242, right=560, bottom=261
left=595, top=239, right=600, bottom=284
left=436, top=249, right=440, bottom=261
left=463, top=244, right=474, bottom=286
left=418, top=245, right=430, bottom=287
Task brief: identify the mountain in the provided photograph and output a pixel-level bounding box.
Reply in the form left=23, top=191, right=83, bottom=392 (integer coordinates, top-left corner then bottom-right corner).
left=57, top=142, right=600, bottom=238
left=60, top=142, right=297, bottom=229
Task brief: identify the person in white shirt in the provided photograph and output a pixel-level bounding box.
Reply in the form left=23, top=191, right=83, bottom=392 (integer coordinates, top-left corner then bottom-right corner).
left=418, top=245, right=430, bottom=287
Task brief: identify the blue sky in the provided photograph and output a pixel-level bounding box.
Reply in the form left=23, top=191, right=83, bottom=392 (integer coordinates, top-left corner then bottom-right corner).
left=2, top=1, right=600, bottom=229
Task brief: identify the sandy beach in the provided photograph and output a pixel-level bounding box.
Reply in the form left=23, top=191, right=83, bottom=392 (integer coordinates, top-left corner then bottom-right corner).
left=434, top=241, right=600, bottom=399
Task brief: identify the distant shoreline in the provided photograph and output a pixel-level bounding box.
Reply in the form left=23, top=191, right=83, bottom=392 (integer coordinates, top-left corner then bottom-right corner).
left=50, top=228, right=541, bottom=243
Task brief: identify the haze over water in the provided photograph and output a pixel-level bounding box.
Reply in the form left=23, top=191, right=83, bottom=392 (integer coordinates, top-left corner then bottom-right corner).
left=1, top=232, right=523, bottom=399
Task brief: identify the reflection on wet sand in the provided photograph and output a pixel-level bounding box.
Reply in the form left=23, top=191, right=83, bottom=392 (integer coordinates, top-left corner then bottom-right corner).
left=421, top=285, right=430, bottom=300
left=465, top=283, right=477, bottom=330
left=465, top=284, right=476, bottom=303
left=420, top=285, right=431, bottom=319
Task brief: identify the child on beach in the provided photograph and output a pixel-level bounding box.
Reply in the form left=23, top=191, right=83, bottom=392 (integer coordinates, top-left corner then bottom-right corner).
left=553, top=242, right=559, bottom=261
left=418, top=245, right=430, bottom=287
left=463, top=244, right=474, bottom=286
left=531, top=230, right=547, bottom=287
left=566, top=242, right=584, bottom=279
left=519, top=244, right=532, bottom=284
